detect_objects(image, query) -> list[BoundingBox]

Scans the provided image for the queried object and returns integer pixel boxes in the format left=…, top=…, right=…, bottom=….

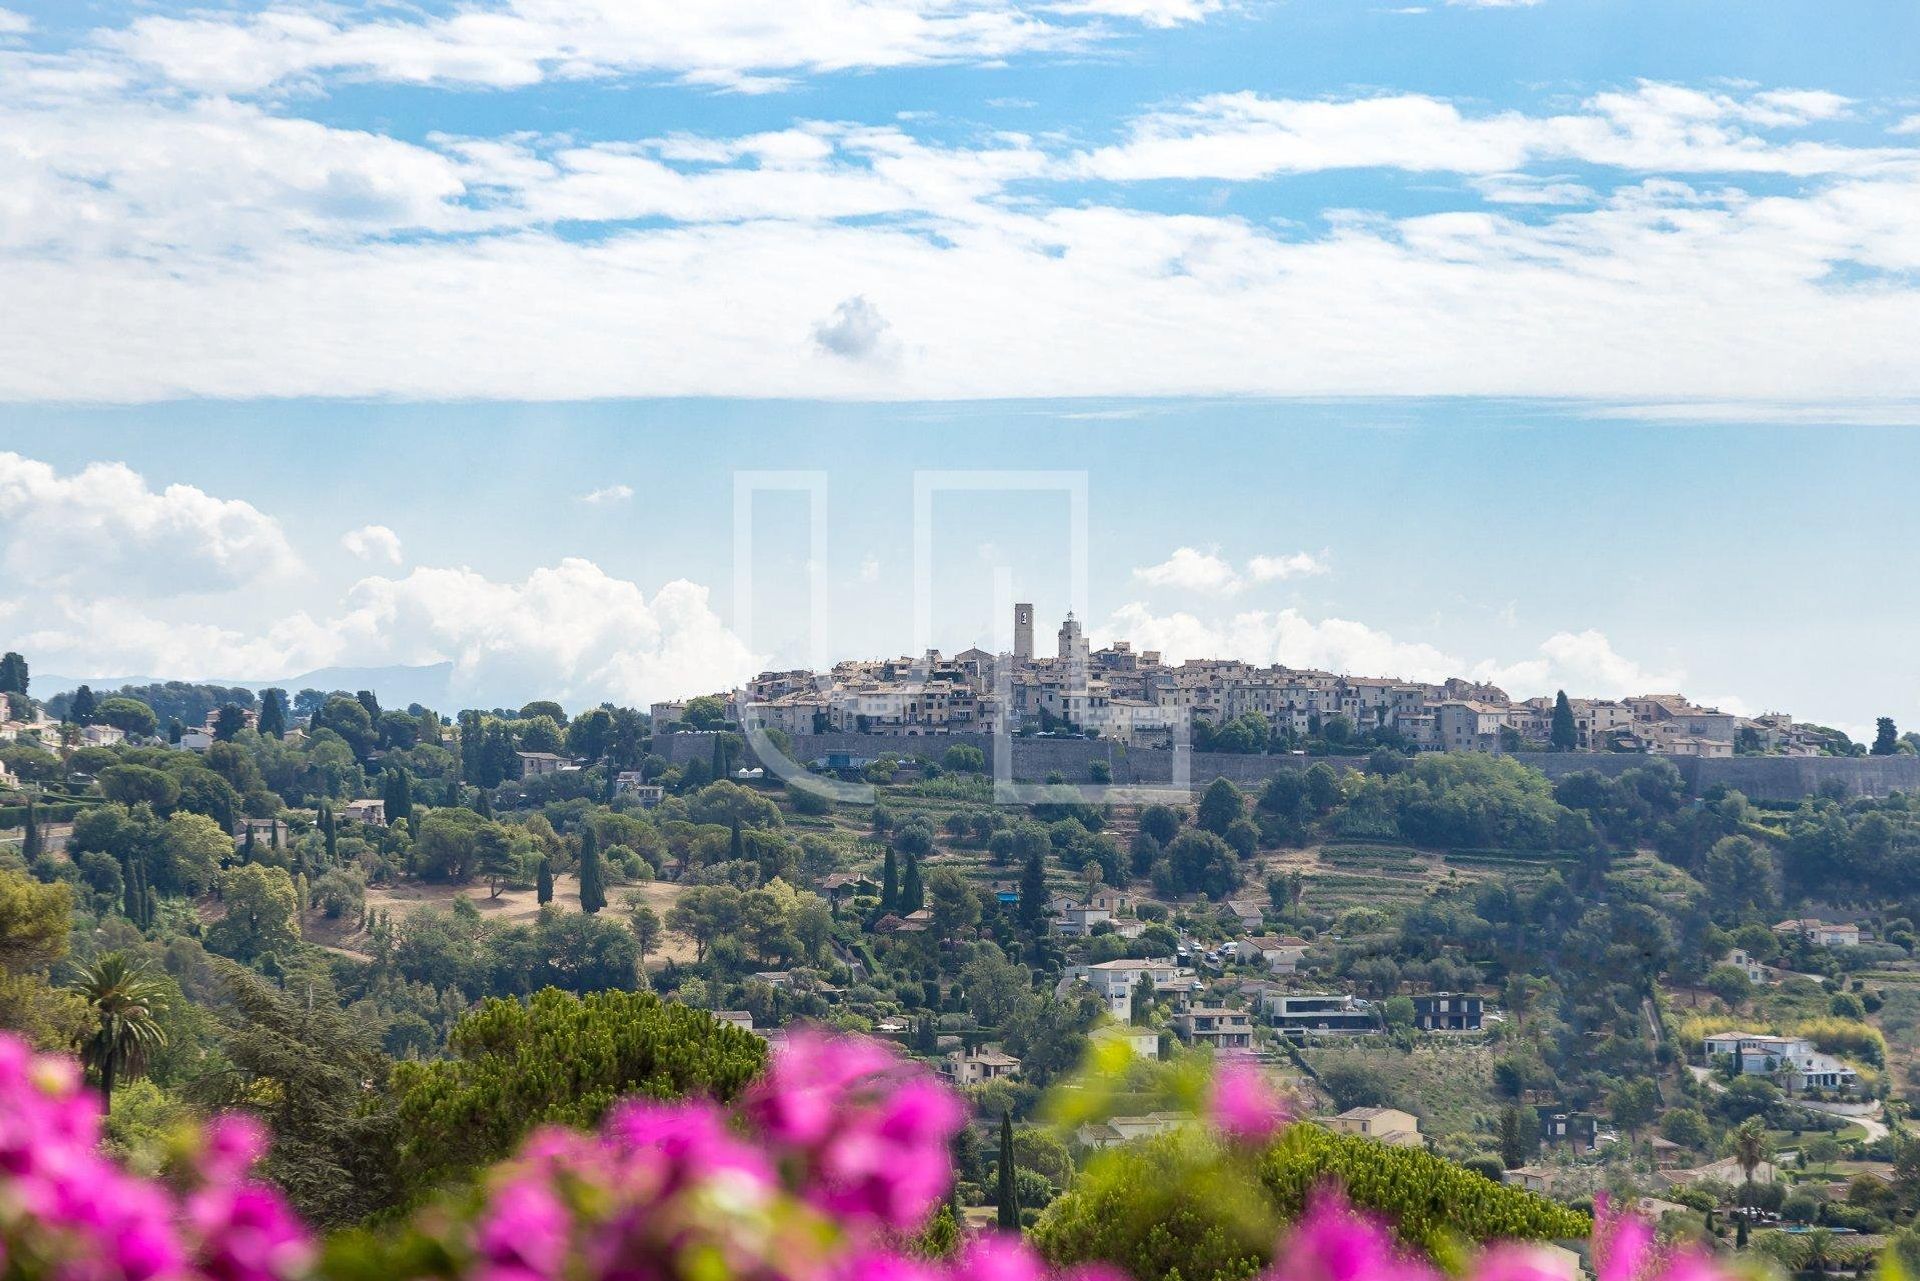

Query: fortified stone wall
left=654, top=730, right=1920, bottom=801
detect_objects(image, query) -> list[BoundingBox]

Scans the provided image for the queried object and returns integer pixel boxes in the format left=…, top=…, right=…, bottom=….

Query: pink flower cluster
left=0, top=1026, right=1741, bottom=1281
left=0, top=1034, right=311, bottom=1281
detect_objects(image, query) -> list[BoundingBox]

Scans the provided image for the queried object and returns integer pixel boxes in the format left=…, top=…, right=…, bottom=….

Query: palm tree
left=72, top=953, right=169, bottom=1111
left=1801, top=1226, right=1835, bottom=1277
left=1728, top=1117, right=1772, bottom=1247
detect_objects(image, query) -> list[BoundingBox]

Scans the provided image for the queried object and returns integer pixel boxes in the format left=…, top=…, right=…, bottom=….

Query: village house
left=1701, top=1031, right=1860, bottom=1092
left=940, top=1045, right=1022, bottom=1087
left=1410, top=992, right=1483, bottom=1032
left=1059, top=959, right=1197, bottom=1019
left=1075, top=1112, right=1185, bottom=1150
left=1090, top=1022, right=1161, bottom=1061
left=614, top=772, right=666, bottom=807
left=1324, top=1107, right=1422, bottom=1148
left=1264, top=992, right=1377, bottom=1038
left=516, top=750, right=573, bottom=777
left=1772, top=918, right=1862, bottom=948
left=339, top=798, right=387, bottom=826
left=1170, top=1006, right=1254, bottom=1049
left=1230, top=935, right=1310, bottom=974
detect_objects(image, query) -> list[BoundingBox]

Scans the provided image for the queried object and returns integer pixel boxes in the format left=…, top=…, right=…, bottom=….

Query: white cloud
left=579, top=484, right=634, bottom=504
left=1247, top=551, right=1330, bottom=581
left=333, top=559, right=759, bottom=704
left=1471, top=628, right=1685, bottom=699
left=859, top=554, right=882, bottom=583
left=340, top=523, right=403, bottom=565
left=1133, top=546, right=1242, bottom=594
left=1074, top=83, right=1908, bottom=182
left=1444, top=0, right=1539, bottom=7
left=106, top=0, right=1191, bottom=96
left=1104, top=601, right=1460, bottom=679
left=813, top=295, right=896, bottom=363
left=10, top=556, right=759, bottom=707
left=0, top=451, right=298, bottom=594
left=0, top=10, right=31, bottom=35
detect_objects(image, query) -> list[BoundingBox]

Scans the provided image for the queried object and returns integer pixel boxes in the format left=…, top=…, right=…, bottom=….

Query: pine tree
left=578, top=826, right=606, bottom=915
left=1550, top=690, right=1577, bottom=752
left=537, top=857, right=554, bottom=906
left=900, top=852, right=924, bottom=914
left=996, top=1110, right=1021, bottom=1231
left=881, top=847, right=900, bottom=912
left=1018, top=849, right=1047, bottom=933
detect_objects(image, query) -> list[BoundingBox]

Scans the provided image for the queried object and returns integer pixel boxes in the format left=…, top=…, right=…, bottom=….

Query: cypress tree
left=1018, top=849, right=1047, bottom=932
left=477, top=788, right=493, bottom=820
left=711, top=736, right=726, bottom=781
left=242, top=825, right=256, bottom=864
left=446, top=780, right=463, bottom=808
left=122, top=859, right=141, bottom=923
left=729, top=818, right=744, bottom=863
left=578, top=826, right=606, bottom=915
left=1550, top=690, right=1577, bottom=752
left=22, top=798, right=40, bottom=864
left=320, top=802, right=336, bottom=860
left=258, top=688, right=287, bottom=739
left=996, top=1110, right=1020, bottom=1230
left=900, top=852, right=924, bottom=914
left=537, top=857, right=554, bottom=905
left=881, top=847, right=899, bottom=912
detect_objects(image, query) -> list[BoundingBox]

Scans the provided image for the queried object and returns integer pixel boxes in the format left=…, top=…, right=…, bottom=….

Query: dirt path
left=309, top=875, right=697, bottom=970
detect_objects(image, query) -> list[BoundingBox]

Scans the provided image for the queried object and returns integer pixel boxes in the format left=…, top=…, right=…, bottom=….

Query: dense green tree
left=900, top=850, right=924, bottom=914
left=213, top=704, right=249, bottom=742
left=1195, top=778, right=1244, bottom=835
left=204, top=864, right=301, bottom=962
left=382, top=767, right=414, bottom=827
left=1497, top=1104, right=1537, bottom=1169
left=1874, top=717, right=1900, bottom=756
left=1165, top=830, right=1241, bottom=899
left=94, top=697, right=159, bottom=738
left=536, top=856, right=554, bottom=905
left=390, top=988, right=764, bottom=1196
left=194, top=964, right=397, bottom=1227
left=0, top=870, right=85, bottom=1047
left=578, top=824, right=607, bottom=915
left=71, top=954, right=169, bottom=1110
left=881, top=846, right=900, bottom=912
left=1550, top=690, right=1577, bottom=752
left=1019, top=848, right=1048, bottom=932
left=69, top=684, right=98, bottom=724
left=997, top=1110, right=1021, bottom=1230
left=98, top=764, right=180, bottom=812
left=0, top=650, right=26, bottom=694
left=258, top=687, right=289, bottom=739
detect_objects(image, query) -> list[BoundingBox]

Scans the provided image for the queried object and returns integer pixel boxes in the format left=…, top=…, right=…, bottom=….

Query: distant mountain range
left=35, top=663, right=456, bottom=711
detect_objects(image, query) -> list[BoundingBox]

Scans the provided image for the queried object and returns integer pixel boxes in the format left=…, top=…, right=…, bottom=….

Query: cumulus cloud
left=1073, top=82, right=1904, bottom=182
left=332, top=559, right=760, bottom=705
left=579, top=484, right=634, bottom=504
left=1103, top=604, right=1694, bottom=706
left=1132, top=547, right=1241, bottom=594
left=104, top=0, right=1193, bottom=96
left=0, top=9, right=30, bottom=35
left=1472, top=629, right=1685, bottom=699
left=10, top=555, right=759, bottom=707
left=0, top=451, right=298, bottom=594
left=1247, top=551, right=1330, bottom=581
left=341, top=524, right=404, bottom=565
left=1104, top=602, right=1460, bottom=680
left=813, top=295, right=894, bottom=362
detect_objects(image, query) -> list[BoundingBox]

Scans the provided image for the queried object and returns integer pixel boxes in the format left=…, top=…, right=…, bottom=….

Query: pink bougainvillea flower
left=1263, top=1189, right=1438, bottom=1281
left=1208, top=1058, right=1290, bottom=1145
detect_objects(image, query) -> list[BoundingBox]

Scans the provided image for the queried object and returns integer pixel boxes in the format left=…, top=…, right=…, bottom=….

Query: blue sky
left=0, top=0, right=1915, bottom=733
